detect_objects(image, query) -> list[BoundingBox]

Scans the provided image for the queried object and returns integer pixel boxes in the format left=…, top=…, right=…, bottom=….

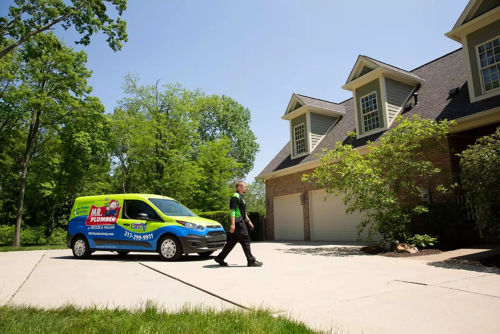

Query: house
left=258, top=0, right=500, bottom=242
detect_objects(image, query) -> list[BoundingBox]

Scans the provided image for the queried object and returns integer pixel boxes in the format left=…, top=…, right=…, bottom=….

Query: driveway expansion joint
left=139, top=262, right=251, bottom=310
left=394, top=279, right=500, bottom=299
left=8, top=250, right=47, bottom=303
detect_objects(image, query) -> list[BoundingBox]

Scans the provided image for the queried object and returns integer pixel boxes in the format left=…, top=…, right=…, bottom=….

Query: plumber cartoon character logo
left=86, top=199, right=121, bottom=225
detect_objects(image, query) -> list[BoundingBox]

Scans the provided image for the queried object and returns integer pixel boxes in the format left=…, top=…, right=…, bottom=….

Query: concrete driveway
left=1, top=242, right=499, bottom=333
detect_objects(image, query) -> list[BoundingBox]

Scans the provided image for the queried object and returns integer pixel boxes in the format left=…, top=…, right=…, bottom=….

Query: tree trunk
left=13, top=109, right=41, bottom=247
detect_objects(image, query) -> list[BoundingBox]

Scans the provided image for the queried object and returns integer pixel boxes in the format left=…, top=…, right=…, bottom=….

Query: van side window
left=124, top=200, right=162, bottom=221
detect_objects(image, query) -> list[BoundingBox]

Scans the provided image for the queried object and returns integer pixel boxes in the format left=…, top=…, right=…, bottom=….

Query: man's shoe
left=247, top=260, right=263, bottom=267
left=214, top=257, right=228, bottom=266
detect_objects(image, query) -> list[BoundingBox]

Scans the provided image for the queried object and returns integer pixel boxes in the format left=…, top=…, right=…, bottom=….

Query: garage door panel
left=274, top=194, right=304, bottom=240
left=310, top=190, right=363, bottom=241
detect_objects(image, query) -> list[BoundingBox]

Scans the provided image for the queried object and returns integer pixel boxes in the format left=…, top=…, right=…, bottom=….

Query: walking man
left=214, top=181, right=263, bottom=267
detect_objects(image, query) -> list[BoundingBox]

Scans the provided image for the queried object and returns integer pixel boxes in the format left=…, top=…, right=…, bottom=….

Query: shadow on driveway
left=427, top=249, right=500, bottom=274
left=51, top=253, right=214, bottom=263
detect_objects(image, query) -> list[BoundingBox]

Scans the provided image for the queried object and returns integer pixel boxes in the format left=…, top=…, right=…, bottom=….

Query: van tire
left=158, top=235, right=182, bottom=261
left=117, top=251, right=129, bottom=257
left=72, top=236, right=91, bottom=259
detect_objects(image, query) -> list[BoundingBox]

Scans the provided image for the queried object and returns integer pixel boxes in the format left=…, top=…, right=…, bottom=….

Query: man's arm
left=229, top=196, right=239, bottom=233
left=246, top=214, right=254, bottom=230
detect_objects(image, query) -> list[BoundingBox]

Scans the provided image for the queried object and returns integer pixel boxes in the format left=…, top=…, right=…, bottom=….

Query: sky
left=1, top=0, right=469, bottom=182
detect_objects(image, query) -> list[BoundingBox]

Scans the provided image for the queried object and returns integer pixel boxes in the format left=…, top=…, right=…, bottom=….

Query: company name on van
left=85, top=203, right=121, bottom=225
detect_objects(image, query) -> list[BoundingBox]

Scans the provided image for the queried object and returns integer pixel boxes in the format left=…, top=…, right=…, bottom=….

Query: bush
left=407, top=234, right=438, bottom=248
left=0, top=225, right=66, bottom=246
left=47, top=228, right=66, bottom=245
left=0, top=225, right=15, bottom=245
left=20, top=226, right=47, bottom=246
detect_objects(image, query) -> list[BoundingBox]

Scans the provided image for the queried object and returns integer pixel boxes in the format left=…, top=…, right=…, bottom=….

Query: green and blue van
left=66, top=194, right=226, bottom=261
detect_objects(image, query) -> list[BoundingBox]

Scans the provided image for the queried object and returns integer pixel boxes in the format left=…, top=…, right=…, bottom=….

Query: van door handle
left=123, top=223, right=130, bottom=226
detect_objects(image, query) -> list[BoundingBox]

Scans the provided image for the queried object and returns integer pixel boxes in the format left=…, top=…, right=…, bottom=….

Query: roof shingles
left=259, top=48, right=500, bottom=177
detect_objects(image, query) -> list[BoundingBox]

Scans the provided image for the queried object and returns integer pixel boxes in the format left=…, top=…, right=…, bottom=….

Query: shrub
left=407, top=234, right=438, bottom=248
left=47, top=228, right=66, bottom=245
left=0, top=225, right=15, bottom=245
left=20, top=226, right=47, bottom=246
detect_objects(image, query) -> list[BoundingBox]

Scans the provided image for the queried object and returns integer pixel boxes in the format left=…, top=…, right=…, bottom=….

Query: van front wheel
left=158, top=236, right=182, bottom=261
left=72, top=236, right=91, bottom=259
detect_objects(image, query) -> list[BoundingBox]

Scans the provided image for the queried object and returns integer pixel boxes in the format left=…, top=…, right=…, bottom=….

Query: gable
left=453, top=0, right=499, bottom=30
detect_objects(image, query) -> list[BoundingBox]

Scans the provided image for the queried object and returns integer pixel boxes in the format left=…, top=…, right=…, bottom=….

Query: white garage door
left=309, top=189, right=363, bottom=241
left=273, top=193, right=304, bottom=240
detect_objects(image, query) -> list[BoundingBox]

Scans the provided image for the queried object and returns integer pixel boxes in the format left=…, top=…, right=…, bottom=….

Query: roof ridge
left=361, top=54, right=413, bottom=74
left=410, top=47, right=463, bottom=72
left=295, top=93, right=339, bottom=104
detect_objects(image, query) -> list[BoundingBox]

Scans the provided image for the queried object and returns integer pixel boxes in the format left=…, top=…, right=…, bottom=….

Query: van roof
left=75, top=194, right=175, bottom=201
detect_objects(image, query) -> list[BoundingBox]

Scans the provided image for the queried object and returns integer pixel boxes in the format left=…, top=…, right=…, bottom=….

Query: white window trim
left=292, top=122, right=308, bottom=158
left=475, top=35, right=500, bottom=95
left=359, top=91, right=382, bottom=134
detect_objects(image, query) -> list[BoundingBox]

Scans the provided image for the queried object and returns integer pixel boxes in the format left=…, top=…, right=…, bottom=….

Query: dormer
left=446, top=0, right=500, bottom=103
left=283, top=94, right=345, bottom=159
left=342, top=56, right=423, bottom=138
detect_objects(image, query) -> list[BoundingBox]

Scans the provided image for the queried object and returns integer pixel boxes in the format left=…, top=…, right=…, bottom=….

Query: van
left=66, top=194, right=226, bottom=261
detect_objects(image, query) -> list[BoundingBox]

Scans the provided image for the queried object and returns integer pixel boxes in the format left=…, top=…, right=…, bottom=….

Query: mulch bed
left=361, top=245, right=500, bottom=268
left=360, top=245, right=441, bottom=257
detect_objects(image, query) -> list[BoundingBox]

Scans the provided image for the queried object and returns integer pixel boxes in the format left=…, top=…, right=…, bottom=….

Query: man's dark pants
left=216, top=218, right=255, bottom=263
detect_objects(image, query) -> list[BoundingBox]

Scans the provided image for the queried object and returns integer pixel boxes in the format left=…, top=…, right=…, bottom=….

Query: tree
left=459, top=126, right=500, bottom=236
left=109, top=76, right=258, bottom=211
left=0, top=0, right=127, bottom=59
left=12, top=32, right=95, bottom=246
left=194, top=95, right=259, bottom=176
left=245, top=179, right=266, bottom=214
left=303, top=115, right=452, bottom=243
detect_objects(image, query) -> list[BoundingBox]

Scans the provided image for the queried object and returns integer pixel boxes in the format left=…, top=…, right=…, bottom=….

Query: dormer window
left=478, top=37, right=500, bottom=92
left=283, top=94, right=345, bottom=159
left=360, top=92, right=380, bottom=132
left=293, top=123, right=306, bottom=155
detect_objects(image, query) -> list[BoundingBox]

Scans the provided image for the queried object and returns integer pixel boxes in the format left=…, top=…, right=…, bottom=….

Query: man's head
left=235, top=181, right=247, bottom=194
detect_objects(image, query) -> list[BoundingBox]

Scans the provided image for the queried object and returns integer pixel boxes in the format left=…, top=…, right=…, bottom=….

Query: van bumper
left=178, top=230, right=226, bottom=254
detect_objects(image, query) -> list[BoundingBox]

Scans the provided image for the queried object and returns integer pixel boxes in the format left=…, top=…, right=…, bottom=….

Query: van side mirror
left=137, top=213, right=149, bottom=220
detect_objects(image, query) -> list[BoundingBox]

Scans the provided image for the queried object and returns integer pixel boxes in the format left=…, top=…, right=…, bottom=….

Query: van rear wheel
left=158, top=236, right=182, bottom=261
left=72, top=236, right=91, bottom=259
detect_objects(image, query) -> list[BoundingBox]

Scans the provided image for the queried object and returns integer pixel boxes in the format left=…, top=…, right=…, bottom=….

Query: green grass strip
left=0, top=244, right=66, bottom=252
left=0, top=304, right=318, bottom=334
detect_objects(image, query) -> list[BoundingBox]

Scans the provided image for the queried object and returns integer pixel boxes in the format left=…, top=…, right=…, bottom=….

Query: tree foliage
left=0, top=0, right=128, bottom=59
left=303, top=116, right=452, bottom=243
left=459, top=126, right=500, bottom=236
left=109, top=75, right=256, bottom=210
left=245, top=179, right=266, bottom=214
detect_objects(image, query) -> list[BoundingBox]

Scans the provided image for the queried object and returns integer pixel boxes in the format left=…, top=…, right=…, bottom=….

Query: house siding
left=310, top=113, right=338, bottom=150
left=385, top=78, right=414, bottom=124
left=466, top=20, right=500, bottom=98
left=354, top=78, right=384, bottom=134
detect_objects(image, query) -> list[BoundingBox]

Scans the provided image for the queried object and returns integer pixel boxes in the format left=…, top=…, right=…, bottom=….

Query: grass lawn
left=0, top=244, right=66, bottom=252
left=0, top=304, right=317, bottom=333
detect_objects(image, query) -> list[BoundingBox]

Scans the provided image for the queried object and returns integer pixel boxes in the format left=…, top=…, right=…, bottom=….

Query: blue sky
left=1, top=0, right=469, bottom=182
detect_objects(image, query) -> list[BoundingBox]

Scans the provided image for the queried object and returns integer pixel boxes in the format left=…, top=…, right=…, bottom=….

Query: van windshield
left=149, top=198, right=196, bottom=217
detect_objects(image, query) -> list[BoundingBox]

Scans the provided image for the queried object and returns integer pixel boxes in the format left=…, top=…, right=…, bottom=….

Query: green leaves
left=304, top=115, right=452, bottom=242
left=109, top=76, right=258, bottom=211
left=0, top=0, right=128, bottom=59
left=459, top=126, right=500, bottom=236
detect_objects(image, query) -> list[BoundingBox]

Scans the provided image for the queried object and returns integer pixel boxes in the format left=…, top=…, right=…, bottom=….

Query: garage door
left=273, top=193, right=304, bottom=240
left=309, top=189, right=363, bottom=241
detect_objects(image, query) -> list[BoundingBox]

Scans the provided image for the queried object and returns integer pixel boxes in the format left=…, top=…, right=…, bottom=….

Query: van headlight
left=177, top=221, right=205, bottom=231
